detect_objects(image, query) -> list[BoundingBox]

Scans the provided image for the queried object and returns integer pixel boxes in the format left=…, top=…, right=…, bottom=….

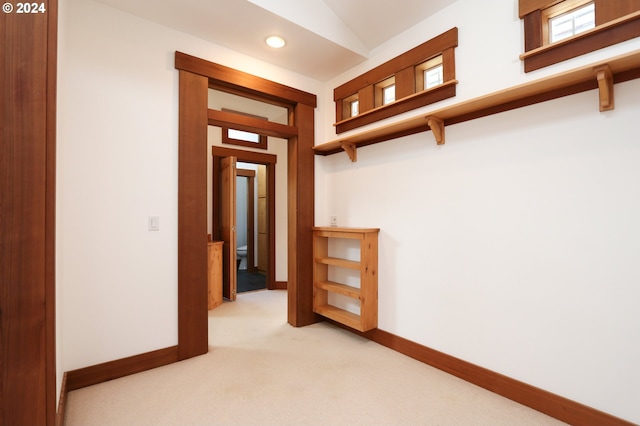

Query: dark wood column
left=177, top=70, right=209, bottom=360
left=0, top=1, right=58, bottom=424
left=287, top=103, right=318, bottom=327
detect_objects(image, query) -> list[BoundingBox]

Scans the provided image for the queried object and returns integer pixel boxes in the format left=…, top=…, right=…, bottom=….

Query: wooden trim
left=236, top=169, right=257, bottom=177
left=179, top=52, right=317, bottom=365
left=176, top=51, right=317, bottom=108
left=521, top=10, right=640, bottom=72
left=287, top=103, right=319, bottom=326
left=333, top=28, right=458, bottom=130
left=220, top=109, right=268, bottom=150
left=595, top=0, right=640, bottom=25
left=395, top=66, right=415, bottom=100
left=315, top=50, right=640, bottom=156
left=236, top=169, right=256, bottom=272
left=1, top=1, right=57, bottom=424
left=213, top=109, right=298, bottom=140
left=519, top=0, right=563, bottom=18
left=273, top=281, right=288, bottom=290
left=336, top=80, right=457, bottom=133
left=65, top=347, right=179, bottom=391
left=55, top=373, right=67, bottom=426
left=266, top=159, right=277, bottom=290
left=178, top=70, right=210, bottom=360
left=523, top=10, right=543, bottom=52
left=328, top=321, right=635, bottom=426
left=46, top=1, right=58, bottom=424
left=334, top=28, right=458, bottom=100
left=212, top=146, right=278, bottom=164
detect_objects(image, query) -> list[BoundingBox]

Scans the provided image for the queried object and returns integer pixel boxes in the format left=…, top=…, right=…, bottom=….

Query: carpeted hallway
left=64, top=290, right=566, bottom=425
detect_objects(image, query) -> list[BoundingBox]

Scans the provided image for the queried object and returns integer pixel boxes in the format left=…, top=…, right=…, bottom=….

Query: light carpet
left=64, top=290, right=566, bottom=425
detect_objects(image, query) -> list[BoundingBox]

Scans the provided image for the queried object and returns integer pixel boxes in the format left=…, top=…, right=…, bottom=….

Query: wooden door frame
left=236, top=168, right=256, bottom=274
left=1, top=0, right=58, bottom=424
left=219, top=156, right=237, bottom=300
left=212, top=147, right=276, bottom=290
left=175, top=51, right=318, bottom=360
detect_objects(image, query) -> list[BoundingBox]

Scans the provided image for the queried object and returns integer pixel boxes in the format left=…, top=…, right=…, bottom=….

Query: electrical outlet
left=330, top=216, right=337, bottom=227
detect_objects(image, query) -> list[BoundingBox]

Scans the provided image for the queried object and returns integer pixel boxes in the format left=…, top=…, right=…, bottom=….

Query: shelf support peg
left=594, top=65, right=614, bottom=112
left=341, top=142, right=357, bottom=162
left=426, top=116, right=445, bottom=145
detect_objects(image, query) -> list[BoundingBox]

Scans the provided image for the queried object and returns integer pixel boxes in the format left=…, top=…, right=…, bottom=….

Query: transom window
left=221, top=109, right=268, bottom=150
left=228, top=129, right=261, bottom=144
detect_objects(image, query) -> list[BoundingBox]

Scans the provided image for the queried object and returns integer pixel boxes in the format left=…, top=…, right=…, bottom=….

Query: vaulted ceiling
left=91, top=0, right=458, bottom=80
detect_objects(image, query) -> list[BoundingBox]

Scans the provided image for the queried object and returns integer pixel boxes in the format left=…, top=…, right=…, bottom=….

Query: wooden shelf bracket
left=594, top=65, right=614, bottom=112
left=341, top=142, right=357, bottom=162
left=427, top=116, right=445, bottom=145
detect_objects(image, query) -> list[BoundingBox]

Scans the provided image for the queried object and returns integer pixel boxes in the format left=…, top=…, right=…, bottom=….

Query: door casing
left=219, top=156, right=237, bottom=300
left=212, top=147, right=277, bottom=291
left=176, top=51, right=318, bottom=361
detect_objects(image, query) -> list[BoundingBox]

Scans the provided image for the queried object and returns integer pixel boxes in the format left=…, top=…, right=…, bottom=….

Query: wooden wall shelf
left=314, top=49, right=640, bottom=161
left=313, top=227, right=379, bottom=332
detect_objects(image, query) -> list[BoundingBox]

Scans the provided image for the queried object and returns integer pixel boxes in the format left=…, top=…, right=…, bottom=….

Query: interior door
left=221, top=156, right=237, bottom=301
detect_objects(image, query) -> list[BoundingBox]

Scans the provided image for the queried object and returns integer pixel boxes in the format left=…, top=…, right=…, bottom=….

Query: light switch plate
left=148, top=216, right=160, bottom=231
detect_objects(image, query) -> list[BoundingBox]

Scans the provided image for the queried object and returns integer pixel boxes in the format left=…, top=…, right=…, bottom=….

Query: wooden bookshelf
left=313, top=227, right=379, bottom=332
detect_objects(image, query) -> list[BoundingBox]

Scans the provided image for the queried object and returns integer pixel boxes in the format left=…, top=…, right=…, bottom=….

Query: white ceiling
left=91, top=0, right=458, bottom=81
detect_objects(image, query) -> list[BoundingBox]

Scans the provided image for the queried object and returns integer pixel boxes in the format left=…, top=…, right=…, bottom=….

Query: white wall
left=56, top=0, right=322, bottom=391
left=316, top=0, right=640, bottom=422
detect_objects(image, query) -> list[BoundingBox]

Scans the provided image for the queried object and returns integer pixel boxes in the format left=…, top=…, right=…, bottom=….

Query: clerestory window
left=546, top=1, right=595, bottom=43
left=520, top=0, right=640, bottom=72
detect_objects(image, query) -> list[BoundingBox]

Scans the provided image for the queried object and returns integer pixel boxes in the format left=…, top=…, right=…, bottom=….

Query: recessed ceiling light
left=266, top=36, right=286, bottom=49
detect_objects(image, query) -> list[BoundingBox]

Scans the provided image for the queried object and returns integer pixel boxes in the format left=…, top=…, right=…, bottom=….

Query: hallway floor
left=64, top=290, right=567, bottom=425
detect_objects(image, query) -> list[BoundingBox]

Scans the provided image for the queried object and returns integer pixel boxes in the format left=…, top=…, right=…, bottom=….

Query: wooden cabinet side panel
left=313, top=235, right=329, bottom=310
left=360, top=232, right=379, bottom=331
left=208, top=242, right=223, bottom=309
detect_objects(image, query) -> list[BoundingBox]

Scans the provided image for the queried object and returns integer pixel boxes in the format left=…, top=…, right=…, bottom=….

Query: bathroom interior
left=236, top=162, right=267, bottom=293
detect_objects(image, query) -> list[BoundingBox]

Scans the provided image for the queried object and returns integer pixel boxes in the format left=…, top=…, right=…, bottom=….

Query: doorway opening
left=211, top=146, right=280, bottom=302
left=207, top=87, right=286, bottom=302
left=176, top=52, right=317, bottom=361
left=236, top=165, right=266, bottom=293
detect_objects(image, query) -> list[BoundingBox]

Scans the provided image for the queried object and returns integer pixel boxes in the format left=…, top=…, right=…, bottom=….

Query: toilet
left=236, top=245, right=247, bottom=270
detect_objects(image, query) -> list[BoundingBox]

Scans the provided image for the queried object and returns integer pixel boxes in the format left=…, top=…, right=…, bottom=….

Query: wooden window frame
left=375, top=76, right=396, bottom=107
left=342, top=93, right=359, bottom=119
left=221, top=109, right=268, bottom=150
left=543, top=0, right=594, bottom=44
left=416, top=55, right=444, bottom=91
left=334, top=27, right=458, bottom=134
left=520, top=0, right=640, bottom=72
